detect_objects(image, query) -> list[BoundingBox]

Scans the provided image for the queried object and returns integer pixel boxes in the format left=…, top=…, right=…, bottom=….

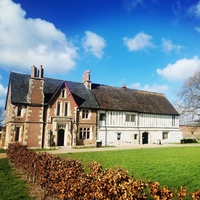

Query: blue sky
left=1, top=0, right=200, bottom=107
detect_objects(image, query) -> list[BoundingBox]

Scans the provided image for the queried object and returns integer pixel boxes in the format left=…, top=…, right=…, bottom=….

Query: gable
left=44, top=78, right=99, bottom=109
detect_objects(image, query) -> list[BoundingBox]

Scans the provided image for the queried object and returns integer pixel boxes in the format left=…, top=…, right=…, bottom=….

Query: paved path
left=45, top=143, right=200, bottom=154
left=0, top=152, right=7, bottom=159
left=1, top=143, right=200, bottom=158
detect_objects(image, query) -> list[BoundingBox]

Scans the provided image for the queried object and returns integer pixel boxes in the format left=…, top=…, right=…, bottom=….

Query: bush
left=183, top=138, right=198, bottom=143
left=6, top=143, right=200, bottom=200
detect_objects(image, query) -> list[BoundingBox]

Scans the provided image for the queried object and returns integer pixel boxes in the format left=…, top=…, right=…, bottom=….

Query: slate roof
left=8, top=71, right=179, bottom=115
left=9, top=72, right=99, bottom=109
left=92, top=84, right=179, bottom=115
left=9, top=72, right=30, bottom=104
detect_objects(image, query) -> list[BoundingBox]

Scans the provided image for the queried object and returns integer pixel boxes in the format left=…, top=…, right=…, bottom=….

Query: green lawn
left=0, top=158, right=34, bottom=200
left=0, top=148, right=6, bottom=153
left=57, top=146, right=200, bottom=193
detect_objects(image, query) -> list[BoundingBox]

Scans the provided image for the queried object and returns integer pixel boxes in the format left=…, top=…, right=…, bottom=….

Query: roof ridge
left=92, top=83, right=165, bottom=96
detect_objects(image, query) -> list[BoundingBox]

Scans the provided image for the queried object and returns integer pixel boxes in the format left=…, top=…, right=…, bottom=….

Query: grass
left=57, top=146, right=200, bottom=192
left=0, top=148, right=6, bottom=153
left=0, top=158, right=34, bottom=200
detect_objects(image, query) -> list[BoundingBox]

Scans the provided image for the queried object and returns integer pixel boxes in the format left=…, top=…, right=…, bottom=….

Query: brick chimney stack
left=82, top=70, right=91, bottom=89
left=31, top=65, right=44, bottom=79
left=26, top=65, right=45, bottom=147
left=28, top=66, right=44, bottom=104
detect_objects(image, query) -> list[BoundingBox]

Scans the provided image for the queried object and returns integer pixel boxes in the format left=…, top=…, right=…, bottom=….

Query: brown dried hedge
left=6, top=143, right=200, bottom=200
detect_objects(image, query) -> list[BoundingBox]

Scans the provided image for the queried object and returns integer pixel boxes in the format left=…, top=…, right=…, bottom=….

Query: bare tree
left=0, top=107, right=4, bottom=126
left=177, top=69, right=200, bottom=125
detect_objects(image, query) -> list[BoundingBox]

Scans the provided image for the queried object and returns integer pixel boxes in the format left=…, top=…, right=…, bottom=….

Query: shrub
left=6, top=143, right=200, bottom=200
left=183, top=138, right=198, bottom=143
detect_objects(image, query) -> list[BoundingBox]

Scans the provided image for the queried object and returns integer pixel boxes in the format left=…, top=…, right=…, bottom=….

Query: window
left=172, top=116, right=175, bottom=126
left=79, top=127, right=90, bottom=139
left=100, top=113, right=105, bottom=121
left=125, top=114, right=135, bottom=122
left=15, top=127, right=20, bottom=142
left=117, top=132, right=121, bottom=140
left=134, top=134, right=138, bottom=140
left=162, top=132, right=168, bottom=140
left=61, top=89, right=65, bottom=98
left=57, top=102, right=61, bottom=116
left=82, top=109, right=89, bottom=119
left=17, top=105, right=22, bottom=117
left=64, top=102, right=68, bottom=116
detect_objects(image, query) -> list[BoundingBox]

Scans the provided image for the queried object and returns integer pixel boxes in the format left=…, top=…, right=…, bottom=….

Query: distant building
left=180, top=124, right=200, bottom=139
left=1, top=66, right=182, bottom=148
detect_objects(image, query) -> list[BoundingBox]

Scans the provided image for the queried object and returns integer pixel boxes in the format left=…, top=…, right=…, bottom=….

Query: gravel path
left=1, top=143, right=200, bottom=159
left=0, top=153, right=6, bottom=159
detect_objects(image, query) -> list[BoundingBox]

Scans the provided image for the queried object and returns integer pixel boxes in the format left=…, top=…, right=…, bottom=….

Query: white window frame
left=56, top=101, right=61, bottom=116
left=117, top=132, right=121, bottom=140
left=125, top=114, right=136, bottom=122
left=79, top=127, right=90, bottom=139
left=162, top=132, right=168, bottom=140
left=82, top=109, right=89, bottom=119
left=64, top=102, right=69, bottom=116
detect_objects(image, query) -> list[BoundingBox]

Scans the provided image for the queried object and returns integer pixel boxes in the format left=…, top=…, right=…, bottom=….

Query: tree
left=177, top=69, right=200, bottom=125
left=0, top=107, right=4, bottom=126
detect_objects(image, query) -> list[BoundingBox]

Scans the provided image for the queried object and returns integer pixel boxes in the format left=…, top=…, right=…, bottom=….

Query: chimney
left=38, top=65, right=44, bottom=78
left=82, top=70, right=91, bottom=89
left=28, top=65, right=44, bottom=105
left=122, top=84, right=127, bottom=89
left=31, top=65, right=37, bottom=78
left=30, top=65, right=44, bottom=79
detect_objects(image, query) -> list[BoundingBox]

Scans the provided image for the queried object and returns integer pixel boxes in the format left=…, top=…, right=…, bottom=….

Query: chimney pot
left=31, top=65, right=37, bottom=78
left=38, top=65, right=44, bottom=78
left=122, top=84, right=127, bottom=88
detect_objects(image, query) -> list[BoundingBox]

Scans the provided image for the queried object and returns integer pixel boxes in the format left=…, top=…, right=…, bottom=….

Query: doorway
left=142, top=132, right=148, bottom=144
left=57, top=129, right=65, bottom=146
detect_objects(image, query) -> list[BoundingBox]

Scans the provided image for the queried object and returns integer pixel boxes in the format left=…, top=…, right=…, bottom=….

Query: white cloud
left=0, top=0, right=78, bottom=74
left=129, top=82, right=168, bottom=93
left=123, top=32, right=154, bottom=51
left=0, top=83, right=8, bottom=107
left=162, top=38, right=183, bottom=53
left=123, top=0, right=144, bottom=12
left=82, top=31, right=106, bottom=59
left=195, top=26, right=200, bottom=33
left=0, top=84, right=7, bottom=98
left=157, top=56, right=200, bottom=81
left=188, top=1, right=200, bottom=18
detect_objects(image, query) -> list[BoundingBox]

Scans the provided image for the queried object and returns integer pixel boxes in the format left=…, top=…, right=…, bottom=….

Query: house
left=1, top=66, right=182, bottom=148
left=180, top=124, right=200, bottom=139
